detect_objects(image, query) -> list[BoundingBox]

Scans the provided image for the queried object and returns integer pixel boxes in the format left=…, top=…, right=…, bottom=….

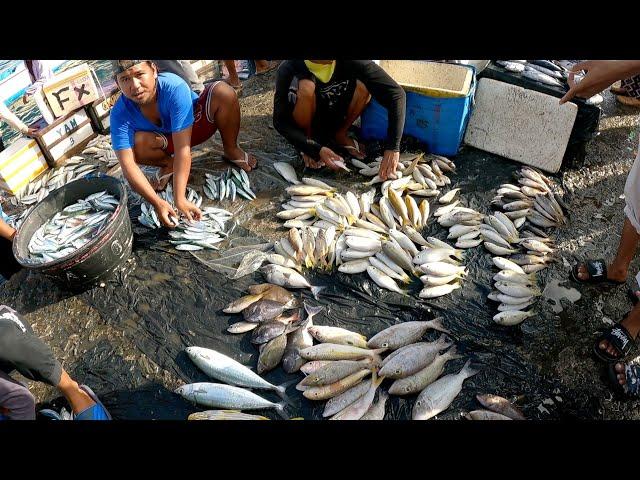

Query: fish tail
left=373, top=371, right=385, bottom=387
left=304, top=302, right=324, bottom=319
left=428, top=317, right=450, bottom=334
left=275, top=401, right=290, bottom=420
left=437, top=332, right=454, bottom=349
left=310, top=286, right=325, bottom=300
left=460, top=359, right=480, bottom=379
left=445, top=345, right=463, bottom=360
left=276, top=378, right=299, bottom=407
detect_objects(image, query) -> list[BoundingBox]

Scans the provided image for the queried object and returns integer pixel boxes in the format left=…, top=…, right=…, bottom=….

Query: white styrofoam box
left=0, top=138, right=48, bottom=195
left=32, top=109, right=96, bottom=166
left=463, top=78, right=578, bottom=173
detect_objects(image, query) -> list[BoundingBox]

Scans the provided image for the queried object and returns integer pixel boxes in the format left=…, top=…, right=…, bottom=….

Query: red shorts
left=159, top=81, right=220, bottom=154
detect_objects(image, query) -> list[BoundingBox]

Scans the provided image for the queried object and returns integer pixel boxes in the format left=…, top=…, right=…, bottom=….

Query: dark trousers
left=0, top=238, right=21, bottom=280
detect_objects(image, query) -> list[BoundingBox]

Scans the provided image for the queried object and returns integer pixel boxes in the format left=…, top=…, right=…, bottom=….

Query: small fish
left=176, top=383, right=288, bottom=418
left=223, top=293, right=265, bottom=314
left=323, top=380, right=370, bottom=418
left=282, top=303, right=322, bottom=373
left=476, top=393, right=526, bottom=420
left=308, top=325, right=368, bottom=348
left=360, top=390, right=389, bottom=420
left=412, top=360, right=480, bottom=420
left=273, top=162, right=301, bottom=184
left=493, top=310, right=535, bottom=326
left=389, top=346, right=462, bottom=396
left=367, top=318, right=448, bottom=350
left=188, top=410, right=270, bottom=421
left=257, top=333, right=288, bottom=374
left=465, top=410, right=512, bottom=420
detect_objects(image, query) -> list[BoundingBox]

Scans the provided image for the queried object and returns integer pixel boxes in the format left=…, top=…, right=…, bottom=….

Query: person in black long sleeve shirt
left=273, top=60, right=406, bottom=180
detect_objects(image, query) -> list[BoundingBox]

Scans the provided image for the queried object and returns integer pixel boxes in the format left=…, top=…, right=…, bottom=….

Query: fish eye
left=395, top=369, right=402, bottom=375
left=416, top=401, right=422, bottom=406
left=382, top=342, right=389, bottom=348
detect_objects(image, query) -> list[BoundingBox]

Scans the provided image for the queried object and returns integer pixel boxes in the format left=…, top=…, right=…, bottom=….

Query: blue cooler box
left=361, top=70, right=476, bottom=156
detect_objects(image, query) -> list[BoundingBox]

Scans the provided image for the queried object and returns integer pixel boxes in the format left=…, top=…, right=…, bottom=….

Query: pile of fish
left=297, top=318, right=480, bottom=420
left=436, top=191, right=486, bottom=250
left=137, top=184, right=203, bottom=229
left=176, top=346, right=293, bottom=419
left=464, top=393, right=526, bottom=420
left=81, top=135, right=119, bottom=169
left=223, top=283, right=321, bottom=374
left=26, top=191, right=118, bottom=264
left=203, top=168, right=255, bottom=202
left=493, top=60, right=603, bottom=105
left=484, top=167, right=567, bottom=325
left=414, top=239, right=468, bottom=298
left=12, top=158, right=102, bottom=208
left=271, top=155, right=469, bottom=298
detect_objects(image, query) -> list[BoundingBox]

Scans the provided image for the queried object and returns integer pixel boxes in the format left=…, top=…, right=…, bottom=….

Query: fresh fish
left=303, top=369, right=371, bottom=401
left=308, top=325, right=368, bottom=348
left=175, top=383, right=288, bottom=418
left=188, top=410, right=270, bottom=421
left=273, top=162, right=301, bottom=184
left=493, top=257, right=526, bottom=275
left=185, top=346, right=291, bottom=400
left=412, top=360, right=480, bottom=420
left=300, top=344, right=386, bottom=361
left=389, top=346, right=462, bottom=396
left=227, top=321, right=259, bottom=334
left=323, top=380, right=371, bottom=417
left=360, top=390, right=389, bottom=420
left=251, top=319, right=300, bottom=344
left=413, top=248, right=462, bottom=265
left=493, top=310, right=535, bottom=326
left=257, top=333, right=288, bottom=374
left=367, top=318, right=448, bottom=349
left=419, top=262, right=466, bottom=277
left=282, top=303, right=321, bottom=373
left=300, top=359, right=375, bottom=387
left=439, top=188, right=460, bottom=204
left=331, top=373, right=384, bottom=420
left=301, top=177, right=336, bottom=191
left=261, top=265, right=317, bottom=292
left=419, top=283, right=461, bottom=298
left=242, top=299, right=288, bottom=323
left=366, top=265, right=404, bottom=294
left=380, top=335, right=452, bottom=379
left=465, top=410, right=512, bottom=420
left=223, top=293, right=265, bottom=313
left=476, top=393, right=526, bottom=420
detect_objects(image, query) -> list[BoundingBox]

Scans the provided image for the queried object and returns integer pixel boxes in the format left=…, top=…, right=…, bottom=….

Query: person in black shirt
left=273, top=60, right=406, bottom=180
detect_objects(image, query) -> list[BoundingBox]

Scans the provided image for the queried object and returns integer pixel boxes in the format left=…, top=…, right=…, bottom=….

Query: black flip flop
left=571, top=259, right=625, bottom=285
left=608, top=362, right=640, bottom=397
left=593, top=323, right=636, bottom=363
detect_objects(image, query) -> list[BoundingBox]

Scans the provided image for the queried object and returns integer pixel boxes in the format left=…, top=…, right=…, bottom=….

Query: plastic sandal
left=593, top=323, right=636, bottom=363
left=608, top=362, right=640, bottom=397
left=571, top=259, right=624, bottom=285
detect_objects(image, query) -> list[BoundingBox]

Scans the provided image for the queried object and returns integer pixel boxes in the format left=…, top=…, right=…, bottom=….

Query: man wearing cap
left=110, top=60, right=257, bottom=226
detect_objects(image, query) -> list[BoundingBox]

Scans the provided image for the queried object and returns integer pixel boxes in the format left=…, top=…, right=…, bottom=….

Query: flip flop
left=593, top=323, right=636, bottom=363
left=222, top=151, right=257, bottom=171
left=610, top=85, right=630, bottom=96
left=608, top=362, right=640, bottom=397
left=571, top=259, right=625, bottom=285
left=74, top=385, right=112, bottom=420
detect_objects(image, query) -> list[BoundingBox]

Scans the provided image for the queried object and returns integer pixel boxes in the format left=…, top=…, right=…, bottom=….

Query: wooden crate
left=463, top=78, right=578, bottom=173
left=29, top=109, right=96, bottom=167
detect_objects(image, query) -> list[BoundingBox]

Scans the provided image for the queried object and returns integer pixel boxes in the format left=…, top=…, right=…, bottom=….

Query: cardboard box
left=0, top=138, right=48, bottom=195
left=29, top=109, right=96, bottom=167
left=463, top=78, right=578, bottom=173
left=42, top=63, right=100, bottom=118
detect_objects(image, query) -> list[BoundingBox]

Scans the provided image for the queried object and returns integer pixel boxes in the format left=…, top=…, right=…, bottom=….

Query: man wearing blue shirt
left=110, top=60, right=257, bottom=227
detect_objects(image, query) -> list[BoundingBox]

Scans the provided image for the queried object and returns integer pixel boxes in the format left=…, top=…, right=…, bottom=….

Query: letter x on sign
left=74, top=83, right=90, bottom=101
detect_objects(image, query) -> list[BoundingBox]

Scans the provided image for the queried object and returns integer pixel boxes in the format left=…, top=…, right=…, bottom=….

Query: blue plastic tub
left=361, top=66, right=476, bottom=156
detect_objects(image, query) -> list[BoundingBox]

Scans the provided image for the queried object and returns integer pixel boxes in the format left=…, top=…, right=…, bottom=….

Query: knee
left=296, top=79, right=316, bottom=102
left=212, top=81, right=239, bottom=106
left=6, top=387, right=36, bottom=420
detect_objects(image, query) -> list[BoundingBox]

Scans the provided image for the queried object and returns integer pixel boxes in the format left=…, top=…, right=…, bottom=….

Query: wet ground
left=2, top=68, right=640, bottom=420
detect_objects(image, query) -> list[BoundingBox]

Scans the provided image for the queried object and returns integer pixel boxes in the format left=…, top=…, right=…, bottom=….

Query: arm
left=272, top=66, right=323, bottom=159
left=0, top=102, right=29, bottom=135
left=0, top=217, right=16, bottom=242
left=24, top=60, right=55, bottom=97
left=171, top=126, right=201, bottom=221
left=352, top=60, right=406, bottom=180
left=560, top=60, right=640, bottom=104
left=116, top=148, right=178, bottom=227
